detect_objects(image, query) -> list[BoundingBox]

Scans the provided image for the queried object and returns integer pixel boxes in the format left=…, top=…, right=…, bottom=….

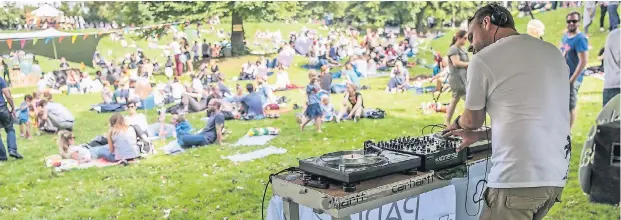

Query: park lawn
left=0, top=7, right=619, bottom=220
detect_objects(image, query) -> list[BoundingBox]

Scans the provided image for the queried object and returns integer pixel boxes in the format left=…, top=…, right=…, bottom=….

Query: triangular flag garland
left=20, top=39, right=25, bottom=49
left=33, top=38, right=38, bottom=46
left=58, top=36, right=64, bottom=43
left=71, top=35, right=77, bottom=44
left=44, top=37, right=51, bottom=44
left=82, top=34, right=88, bottom=40
left=80, top=62, right=85, bottom=70
left=6, top=39, right=12, bottom=49
left=180, top=23, right=185, bottom=31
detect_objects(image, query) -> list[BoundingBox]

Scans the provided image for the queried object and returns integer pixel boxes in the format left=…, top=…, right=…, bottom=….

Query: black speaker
left=589, top=120, right=620, bottom=205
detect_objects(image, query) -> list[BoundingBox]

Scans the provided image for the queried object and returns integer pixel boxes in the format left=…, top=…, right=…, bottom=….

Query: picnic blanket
left=233, top=134, right=278, bottom=146
left=222, top=146, right=287, bottom=162
left=45, top=155, right=119, bottom=172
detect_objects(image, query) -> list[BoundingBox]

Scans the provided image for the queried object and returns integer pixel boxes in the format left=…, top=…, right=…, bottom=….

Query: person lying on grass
left=57, top=130, right=115, bottom=163
left=180, top=84, right=209, bottom=113
left=179, top=100, right=225, bottom=148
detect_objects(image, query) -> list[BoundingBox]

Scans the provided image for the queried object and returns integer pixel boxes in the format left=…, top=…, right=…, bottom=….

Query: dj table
left=271, top=142, right=491, bottom=220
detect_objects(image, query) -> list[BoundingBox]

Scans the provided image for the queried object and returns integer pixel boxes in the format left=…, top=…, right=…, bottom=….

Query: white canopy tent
left=30, top=4, right=64, bottom=18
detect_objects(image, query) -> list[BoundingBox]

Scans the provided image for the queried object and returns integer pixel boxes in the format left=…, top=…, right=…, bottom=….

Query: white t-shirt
left=170, top=41, right=182, bottom=55
left=192, top=78, right=203, bottom=92
left=465, top=35, right=571, bottom=188
left=171, top=82, right=184, bottom=100
left=275, top=71, right=290, bottom=88
left=125, top=113, right=148, bottom=132
left=604, top=29, right=620, bottom=89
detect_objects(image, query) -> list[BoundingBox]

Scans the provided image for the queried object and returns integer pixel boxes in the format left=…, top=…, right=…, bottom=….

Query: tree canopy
left=42, top=1, right=488, bottom=29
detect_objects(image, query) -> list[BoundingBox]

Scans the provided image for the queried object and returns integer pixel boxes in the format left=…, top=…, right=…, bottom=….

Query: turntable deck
left=273, top=150, right=491, bottom=220
left=298, top=150, right=421, bottom=185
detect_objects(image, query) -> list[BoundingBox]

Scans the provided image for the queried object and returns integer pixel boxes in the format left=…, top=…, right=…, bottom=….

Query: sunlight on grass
left=0, top=8, right=618, bottom=219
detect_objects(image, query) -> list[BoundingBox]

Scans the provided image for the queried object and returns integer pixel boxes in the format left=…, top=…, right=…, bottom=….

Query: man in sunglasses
left=443, top=3, right=570, bottom=220
left=561, top=11, right=589, bottom=130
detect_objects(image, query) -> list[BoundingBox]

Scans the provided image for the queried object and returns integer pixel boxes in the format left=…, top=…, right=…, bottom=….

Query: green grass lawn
left=0, top=7, right=619, bottom=219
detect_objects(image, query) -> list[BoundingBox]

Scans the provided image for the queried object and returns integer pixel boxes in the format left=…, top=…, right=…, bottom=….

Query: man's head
left=43, top=91, right=53, bottom=101
left=127, top=101, right=138, bottom=114
left=208, top=99, right=221, bottom=112
left=566, top=11, right=581, bottom=33
left=24, top=94, right=33, bottom=102
left=246, top=83, right=254, bottom=93
left=467, top=3, right=516, bottom=53
left=38, top=99, right=47, bottom=108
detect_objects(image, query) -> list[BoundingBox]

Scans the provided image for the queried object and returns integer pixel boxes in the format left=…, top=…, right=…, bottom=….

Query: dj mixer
left=364, top=134, right=468, bottom=171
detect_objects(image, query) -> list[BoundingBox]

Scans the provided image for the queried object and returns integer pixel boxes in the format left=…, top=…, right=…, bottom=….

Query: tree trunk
left=230, top=6, right=245, bottom=57
left=414, top=4, right=429, bottom=34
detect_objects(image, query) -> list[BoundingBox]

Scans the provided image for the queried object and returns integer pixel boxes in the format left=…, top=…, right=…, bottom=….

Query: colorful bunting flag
left=58, top=36, right=64, bottom=43
left=71, top=35, right=77, bottom=44
left=82, top=34, right=88, bottom=40
left=98, top=32, right=102, bottom=37
left=80, top=62, right=85, bottom=70
left=44, top=37, right=51, bottom=44
left=20, top=39, right=25, bottom=49
left=6, top=39, right=12, bottom=49
left=180, top=23, right=185, bottom=31
left=33, top=38, right=38, bottom=46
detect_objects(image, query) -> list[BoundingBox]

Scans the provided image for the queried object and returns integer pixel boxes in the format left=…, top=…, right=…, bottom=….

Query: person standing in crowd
left=192, top=41, right=200, bottom=63
left=600, top=2, right=609, bottom=32
left=609, top=1, right=620, bottom=31
left=561, top=11, right=589, bottom=130
left=444, top=30, right=469, bottom=126
left=443, top=4, right=570, bottom=220
left=0, top=74, right=20, bottom=160
left=1, top=59, right=10, bottom=87
left=202, top=39, right=210, bottom=61
left=583, top=1, right=596, bottom=36
left=603, top=28, right=620, bottom=106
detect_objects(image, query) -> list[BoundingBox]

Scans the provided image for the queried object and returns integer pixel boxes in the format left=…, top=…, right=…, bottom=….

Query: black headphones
left=489, top=3, right=508, bottom=27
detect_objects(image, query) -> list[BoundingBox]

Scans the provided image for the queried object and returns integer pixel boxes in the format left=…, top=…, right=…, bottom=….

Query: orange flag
left=82, top=34, right=88, bottom=40
left=58, top=36, right=64, bottom=43
left=71, top=35, right=77, bottom=44
left=6, top=39, right=12, bottom=49
left=80, top=62, right=85, bottom=70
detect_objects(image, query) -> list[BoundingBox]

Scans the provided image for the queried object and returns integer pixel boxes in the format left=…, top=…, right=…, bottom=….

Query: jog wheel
left=343, top=183, right=356, bottom=192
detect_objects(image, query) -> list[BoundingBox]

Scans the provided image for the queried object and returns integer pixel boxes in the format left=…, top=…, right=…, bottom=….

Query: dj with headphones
left=442, top=3, right=572, bottom=220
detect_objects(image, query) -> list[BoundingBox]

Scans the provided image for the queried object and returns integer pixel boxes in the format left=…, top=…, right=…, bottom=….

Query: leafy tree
left=0, top=3, right=26, bottom=29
